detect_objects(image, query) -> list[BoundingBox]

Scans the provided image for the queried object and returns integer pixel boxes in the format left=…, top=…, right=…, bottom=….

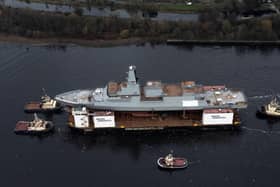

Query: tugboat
left=257, top=96, right=280, bottom=118
left=157, top=153, right=188, bottom=169
left=24, top=89, right=62, bottom=113
left=14, top=113, right=54, bottom=135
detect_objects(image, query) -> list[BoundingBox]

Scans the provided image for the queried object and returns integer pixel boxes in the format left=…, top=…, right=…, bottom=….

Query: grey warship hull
left=56, top=90, right=246, bottom=111
left=55, top=66, right=247, bottom=112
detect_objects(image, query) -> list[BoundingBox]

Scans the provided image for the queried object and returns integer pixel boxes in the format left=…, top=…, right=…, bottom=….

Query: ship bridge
left=107, top=65, right=140, bottom=97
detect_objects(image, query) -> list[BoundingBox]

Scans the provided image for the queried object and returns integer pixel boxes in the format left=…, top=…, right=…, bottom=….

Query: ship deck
left=24, top=102, right=41, bottom=110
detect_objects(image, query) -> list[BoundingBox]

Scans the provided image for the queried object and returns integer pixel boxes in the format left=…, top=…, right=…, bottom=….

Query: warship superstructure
left=55, top=66, right=247, bottom=131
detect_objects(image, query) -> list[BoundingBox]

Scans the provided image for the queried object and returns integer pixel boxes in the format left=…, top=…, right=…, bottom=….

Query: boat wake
left=188, top=160, right=201, bottom=165
left=242, top=126, right=280, bottom=135
left=248, top=94, right=273, bottom=100
left=0, top=50, right=29, bottom=73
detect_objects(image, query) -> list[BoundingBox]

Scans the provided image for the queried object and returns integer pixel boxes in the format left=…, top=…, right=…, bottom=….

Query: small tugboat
left=14, top=113, right=54, bottom=135
left=257, top=96, right=280, bottom=118
left=24, top=89, right=62, bottom=113
left=157, top=153, right=188, bottom=169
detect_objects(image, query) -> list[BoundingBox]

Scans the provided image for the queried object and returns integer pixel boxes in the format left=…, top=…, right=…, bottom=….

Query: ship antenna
left=41, top=88, right=51, bottom=102
left=34, top=113, right=39, bottom=121
left=42, top=88, right=48, bottom=96
left=270, top=89, right=278, bottom=101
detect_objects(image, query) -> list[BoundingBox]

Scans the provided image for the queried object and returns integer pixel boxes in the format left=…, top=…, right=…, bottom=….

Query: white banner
left=93, top=116, right=115, bottom=128
left=202, top=113, right=233, bottom=125
left=74, top=115, right=89, bottom=128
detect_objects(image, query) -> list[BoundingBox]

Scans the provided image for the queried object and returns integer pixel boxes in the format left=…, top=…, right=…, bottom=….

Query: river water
left=1, top=42, right=280, bottom=186
left=2, top=0, right=198, bottom=21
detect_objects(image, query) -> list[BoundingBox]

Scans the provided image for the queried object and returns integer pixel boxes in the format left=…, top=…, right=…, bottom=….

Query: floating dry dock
left=68, top=107, right=241, bottom=131
left=55, top=66, right=247, bottom=131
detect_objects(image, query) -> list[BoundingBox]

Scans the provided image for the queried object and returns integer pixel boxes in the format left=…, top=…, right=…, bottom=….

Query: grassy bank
left=0, top=34, right=146, bottom=47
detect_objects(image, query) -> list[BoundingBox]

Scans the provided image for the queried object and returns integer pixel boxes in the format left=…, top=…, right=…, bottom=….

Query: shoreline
left=166, top=39, right=280, bottom=47
left=0, top=34, right=146, bottom=47
left=1, top=34, right=280, bottom=47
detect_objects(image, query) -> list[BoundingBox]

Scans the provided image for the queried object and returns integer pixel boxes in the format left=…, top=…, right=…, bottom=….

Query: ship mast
left=127, top=65, right=137, bottom=84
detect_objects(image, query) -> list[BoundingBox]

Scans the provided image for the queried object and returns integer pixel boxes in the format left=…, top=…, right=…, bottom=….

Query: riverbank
left=2, top=33, right=280, bottom=48
left=0, top=34, right=146, bottom=47
left=166, top=39, right=280, bottom=47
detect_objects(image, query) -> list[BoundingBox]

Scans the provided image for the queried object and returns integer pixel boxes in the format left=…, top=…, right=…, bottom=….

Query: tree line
left=0, top=6, right=280, bottom=41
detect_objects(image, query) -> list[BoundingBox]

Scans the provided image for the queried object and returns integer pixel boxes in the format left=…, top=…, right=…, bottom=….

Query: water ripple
left=242, top=126, right=280, bottom=135
left=248, top=94, right=273, bottom=100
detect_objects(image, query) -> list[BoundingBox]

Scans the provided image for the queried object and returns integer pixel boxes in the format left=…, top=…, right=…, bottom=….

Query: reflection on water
left=58, top=126, right=242, bottom=160
left=2, top=0, right=198, bottom=21
left=174, top=45, right=280, bottom=56
left=233, top=46, right=280, bottom=56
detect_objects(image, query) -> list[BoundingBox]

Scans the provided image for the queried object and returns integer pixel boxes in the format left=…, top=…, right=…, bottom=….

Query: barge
left=55, top=66, right=247, bottom=131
